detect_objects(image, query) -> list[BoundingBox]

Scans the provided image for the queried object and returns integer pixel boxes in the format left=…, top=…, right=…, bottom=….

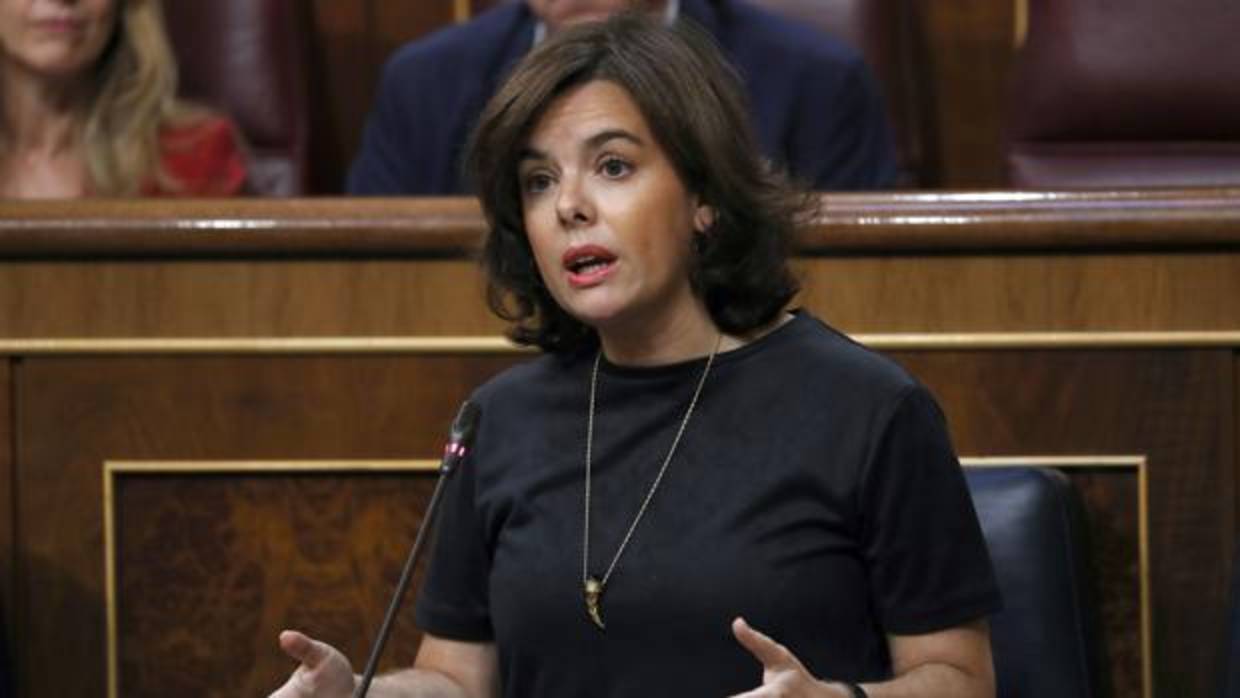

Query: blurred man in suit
left=347, top=0, right=898, bottom=194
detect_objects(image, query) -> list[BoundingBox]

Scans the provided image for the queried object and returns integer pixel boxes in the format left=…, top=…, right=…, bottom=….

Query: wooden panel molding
left=1, top=191, right=1239, bottom=257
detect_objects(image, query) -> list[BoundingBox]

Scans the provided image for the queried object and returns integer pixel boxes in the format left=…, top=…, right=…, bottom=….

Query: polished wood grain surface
left=113, top=470, right=438, bottom=697
left=918, top=1, right=1017, bottom=187
left=3, top=191, right=1239, bottom=256
left=0, top=259, right=503, bottom=338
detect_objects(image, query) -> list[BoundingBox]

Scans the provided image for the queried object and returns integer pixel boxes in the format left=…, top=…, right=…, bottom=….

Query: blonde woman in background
left=0, top=0, right=247, bottom=197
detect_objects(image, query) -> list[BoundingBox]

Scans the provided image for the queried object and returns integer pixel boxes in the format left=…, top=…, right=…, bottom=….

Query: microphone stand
left=352, top=401, right=480, bottom=698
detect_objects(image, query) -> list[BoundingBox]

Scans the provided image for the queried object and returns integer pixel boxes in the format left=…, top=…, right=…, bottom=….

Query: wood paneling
left=2, top=251, right=1236, bottom=339
left=0, top=259, right=503, bottom=338
left=16, top=355, right=516, bottom=698
left=894, top=349, right=1234, bottom=698
left=798, top=251, right=1240, bottom=334
left=1, top=192, right=1237, bottom=697
left=112, top=469, right=436, bottom=696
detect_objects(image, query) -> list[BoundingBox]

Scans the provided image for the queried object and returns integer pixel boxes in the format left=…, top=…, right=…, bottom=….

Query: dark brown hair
left=468, top=12, right=811, bottom=354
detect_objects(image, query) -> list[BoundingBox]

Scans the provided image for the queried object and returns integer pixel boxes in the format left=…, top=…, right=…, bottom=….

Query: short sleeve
left=414, top=448, right=495, bottom=641
left=858, top=386, right=1002, bottom=634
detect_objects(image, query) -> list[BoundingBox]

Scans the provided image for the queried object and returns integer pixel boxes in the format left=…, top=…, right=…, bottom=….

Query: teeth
left=570, top=255, right=610, bottom=273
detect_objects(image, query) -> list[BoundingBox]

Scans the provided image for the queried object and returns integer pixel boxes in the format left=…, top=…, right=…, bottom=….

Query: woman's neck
left=2, top=62, right=87, bottom=155
left=1, top=62, right=92, bottom=197
left=596, top=304, right=743, bottom=367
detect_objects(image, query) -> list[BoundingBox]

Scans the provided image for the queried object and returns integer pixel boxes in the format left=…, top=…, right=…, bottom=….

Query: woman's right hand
left=269, top=630, right=357, bottom=698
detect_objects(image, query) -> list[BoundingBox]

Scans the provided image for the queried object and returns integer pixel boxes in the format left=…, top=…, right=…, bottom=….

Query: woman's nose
left=555, top=176, right=594, bottom=228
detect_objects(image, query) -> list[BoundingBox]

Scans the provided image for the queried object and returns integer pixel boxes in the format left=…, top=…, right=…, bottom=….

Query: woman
left=273, top=13, right=998, bottom=698
left=0, top=0, right=246, bottom=197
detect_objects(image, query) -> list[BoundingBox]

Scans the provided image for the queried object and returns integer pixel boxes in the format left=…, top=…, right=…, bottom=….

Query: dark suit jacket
left=347, top=0, right=898, bottom=194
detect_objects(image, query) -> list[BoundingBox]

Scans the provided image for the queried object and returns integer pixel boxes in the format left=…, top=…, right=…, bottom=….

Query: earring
left=694, top=205, right=716, bottom=234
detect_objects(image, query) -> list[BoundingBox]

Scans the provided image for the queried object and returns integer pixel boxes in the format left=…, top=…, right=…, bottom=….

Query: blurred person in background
left=0, top=0, right=247, bottom=198
left=348, top=0, right=898, bottom=195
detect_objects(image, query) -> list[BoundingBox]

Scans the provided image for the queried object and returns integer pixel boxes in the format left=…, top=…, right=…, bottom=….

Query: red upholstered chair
left=748, top=0, right=935, bottom=186
left=1005, top=0, right=1240, bottom=188
left=162, top=0, right=313, bottom=196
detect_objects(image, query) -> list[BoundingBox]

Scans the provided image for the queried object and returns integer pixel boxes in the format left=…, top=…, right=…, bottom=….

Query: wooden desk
left=1, top=191, right=1236, bottom=697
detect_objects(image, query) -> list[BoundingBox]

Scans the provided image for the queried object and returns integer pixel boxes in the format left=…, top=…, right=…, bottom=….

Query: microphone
left=353, top=400, right=482, bottom=698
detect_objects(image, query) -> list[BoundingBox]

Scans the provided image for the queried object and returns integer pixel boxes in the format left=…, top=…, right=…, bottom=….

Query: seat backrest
left=1221, top=540, right=1240, bottom=698
left=746, top=0, right=933, bottom=186
left=162, top=0, right=312, bottom=196
left=964, top=467, right=1108, bottom=698
left=1004, top=0, right=1240, bottom=188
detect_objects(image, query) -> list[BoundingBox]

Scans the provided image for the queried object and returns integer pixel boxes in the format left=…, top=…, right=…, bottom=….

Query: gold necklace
left=581, top=334, right=722, bottom=630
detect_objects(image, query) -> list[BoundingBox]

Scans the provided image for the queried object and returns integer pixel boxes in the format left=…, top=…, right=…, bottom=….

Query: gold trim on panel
left=960, top=455, right=1151, bottom=698
left=0, top=336, right=525, bottom=355
left=453, top=0, right=470, bottom=23
left=6, top=331, right=1240, bottom=356
left=103, top=459, right=438, bottom=698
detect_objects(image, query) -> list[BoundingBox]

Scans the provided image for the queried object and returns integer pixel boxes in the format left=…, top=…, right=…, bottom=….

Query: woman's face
left=518, top=79, right=712, bottom=341
left=0, top=0, right=118, bottom=79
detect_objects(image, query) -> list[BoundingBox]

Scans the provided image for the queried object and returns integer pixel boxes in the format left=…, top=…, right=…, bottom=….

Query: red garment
left=146, top=116, right=248, bottom=196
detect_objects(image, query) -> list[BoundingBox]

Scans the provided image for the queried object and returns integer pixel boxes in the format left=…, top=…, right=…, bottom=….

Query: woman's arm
left=729, top=618, right=994, bottom=698
left=863, top=619, right=994, bottom=698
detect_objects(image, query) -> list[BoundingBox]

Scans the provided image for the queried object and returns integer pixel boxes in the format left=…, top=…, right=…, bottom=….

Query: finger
left=731, top=617, right=794, bottom=670
left=278, top=629, right=333, bottom=669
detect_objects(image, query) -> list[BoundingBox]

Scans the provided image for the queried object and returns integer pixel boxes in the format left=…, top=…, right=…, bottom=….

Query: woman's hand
left=728, top=617, right=851, bottom=698
left=269, top=630, right=357, bottom=698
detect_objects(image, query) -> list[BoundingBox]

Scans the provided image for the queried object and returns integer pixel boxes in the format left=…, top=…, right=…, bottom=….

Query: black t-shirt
left=416, top=312, right=1000, bottom=696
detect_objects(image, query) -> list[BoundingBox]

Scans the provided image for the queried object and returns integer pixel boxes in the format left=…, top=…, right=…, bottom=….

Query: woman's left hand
left=727, top=617, right=851, bottom=698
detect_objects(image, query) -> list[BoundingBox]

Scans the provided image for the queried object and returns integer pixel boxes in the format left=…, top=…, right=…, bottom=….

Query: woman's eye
left=600, top=158, right=630, bottom=178
left=523, top=173, right=553, bottom=194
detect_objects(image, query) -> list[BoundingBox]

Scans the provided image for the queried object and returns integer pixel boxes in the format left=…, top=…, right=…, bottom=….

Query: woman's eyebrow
left=518, top=129, right=644, bottom=165
left=584, top=128, right=644, bottom=150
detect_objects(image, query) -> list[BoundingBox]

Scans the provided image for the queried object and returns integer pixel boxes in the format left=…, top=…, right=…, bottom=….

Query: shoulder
left=759, top=312, right=922, bottom=409
left=471, top=351, right=583, bottom=405
left=381, top=3, right=530, bottom=84
left=155, top=115, right=247, bottom=196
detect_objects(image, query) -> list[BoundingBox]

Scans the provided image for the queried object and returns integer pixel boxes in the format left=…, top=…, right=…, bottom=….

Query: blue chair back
left=965, top=467, right=1109, bottom=698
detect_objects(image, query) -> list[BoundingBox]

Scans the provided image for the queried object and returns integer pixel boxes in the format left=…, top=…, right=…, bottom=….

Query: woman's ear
left=693, top=203, right=716, bottom=234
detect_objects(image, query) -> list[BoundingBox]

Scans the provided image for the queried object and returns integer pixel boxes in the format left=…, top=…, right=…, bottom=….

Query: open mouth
left=562, top=245, right=617, bottom=284
left=567, top=254, right=614, bottom=275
